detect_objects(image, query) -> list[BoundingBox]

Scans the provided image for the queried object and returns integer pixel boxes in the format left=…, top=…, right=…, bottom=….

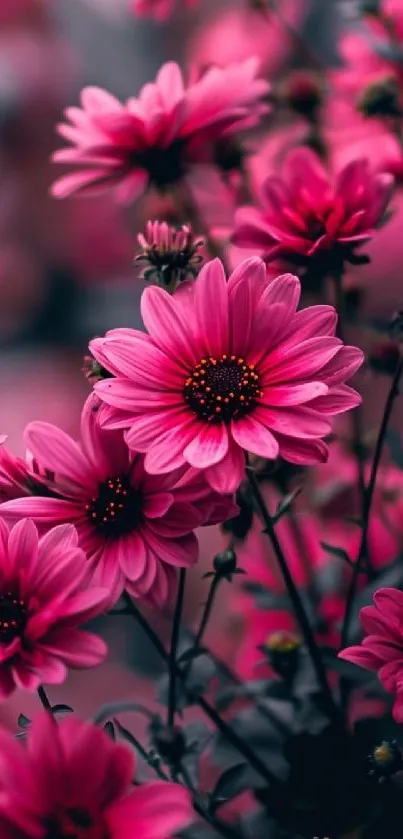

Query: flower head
left=0, top=395, right=237, bottom=605
left=90, top=257, right=364, bottom=494
left=0, top=712, right=192, bottom=839
left=51, top=60, right=269, bottom=203
left=232, top=148, right=393, bottom=278
left=0, top=518, right=108, bottom=697
left=135, top=221, right=203, bottom=290
left=339, top=587, right=403, bottom=722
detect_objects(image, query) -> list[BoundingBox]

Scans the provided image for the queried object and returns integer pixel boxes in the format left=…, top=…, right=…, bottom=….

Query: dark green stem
left=332, top=270, right=368, bottom=570
left=122, top=593, right=276, bottom=785
left=115, top=719, right=239, bottom=839
left=37, top=686, right=52, bottom=711
left=195, top=575, right=221, bottom=651
left=246, top=464, right=339, bottom=721
left=168, top=569, right=186, bottom=729
left=341, top=355, right=403, bottom=648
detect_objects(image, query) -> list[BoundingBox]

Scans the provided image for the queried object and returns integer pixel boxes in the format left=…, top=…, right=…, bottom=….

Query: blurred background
left=0, top=0, right=401, bottom=731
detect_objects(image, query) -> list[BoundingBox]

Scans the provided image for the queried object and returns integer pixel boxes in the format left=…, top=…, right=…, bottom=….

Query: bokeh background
left=0, top=0, right=401, bottom=733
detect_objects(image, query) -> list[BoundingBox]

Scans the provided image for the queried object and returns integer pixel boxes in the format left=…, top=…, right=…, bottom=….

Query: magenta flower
left=233, top=148, right=393, bottom=276
left=90, top=257, right=364, bottom=493
left=339, top=588, right=403, bottom=723
left=0, top=712, right=192, bottom=839
left=131, top=0, right=198, bottom=21
left=0, top=518, right=108, bottom=697
left=51, top=60, right=269, bottom=203
left=0, top=395, right=236, bottom=605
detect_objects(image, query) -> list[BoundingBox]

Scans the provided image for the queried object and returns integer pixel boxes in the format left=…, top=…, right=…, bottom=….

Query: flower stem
left=246, top=463, right=339, bottom=721
left=195, top=574, right=221, bottom=651
left=115, top=718, right=240, bottom=839
left=332, top=270, right=368, bottom=570
left=168, top=569, right=186, bottom=729
left=174, top=181, right=229, bottom=271
left=179, top=761, right=241, bottom=839
left=341, top=355, right=403, bottom=648
left=37, top=686, right=52, bottom=711
left=122, top=592, right=277, bottom=785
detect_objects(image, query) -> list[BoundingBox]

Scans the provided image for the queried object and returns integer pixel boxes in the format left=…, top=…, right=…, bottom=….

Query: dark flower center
left=132, top=140, right=187, bottom=190
left=184, top=354, right=262, bottom=423
left=85, top=475, right=142, bottom=536
left=46, top=807, right=109, bottom=839
left=0, top=592, right=27, bottom=644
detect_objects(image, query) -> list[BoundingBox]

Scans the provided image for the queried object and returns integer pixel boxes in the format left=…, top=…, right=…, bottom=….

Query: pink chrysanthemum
left=89, top=257, right=364, bottom=493
left=339, top=587, right=403, bottom=723
left=51, top=60, right=269, bottom=203
left=232, top=148, right=393, bottom=275
left=0, top=518, right=108, bottom=697
left=0, top=395, right=237, bottom=605
left=0, top=711, right=192, bottom=839
left=130, top=0, right=197, bottom=21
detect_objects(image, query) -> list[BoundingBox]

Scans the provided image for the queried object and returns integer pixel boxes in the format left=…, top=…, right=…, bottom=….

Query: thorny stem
left=246, top=463, right=339, bottom=721
left=341, top=355, right=403, bottom=648
left=122, top=593, right=277, bottom=785
left=37, top=686, right=52, bottom=712
left=174, top=180, right=230, bottom=271
left=168, top=569, right=186, bottom=729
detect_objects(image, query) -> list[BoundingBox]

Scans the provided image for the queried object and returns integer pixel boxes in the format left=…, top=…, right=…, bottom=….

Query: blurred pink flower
left=331, top=0, right=403, bottom=103
left=90, top=258, right=363, bottom=493
left=233, top=147, right=393, bottom=277
left=0, top=711, right=192, bottom=838
left=315, top=440, right=403, bottom=571
left=0, top=518, right=108, bottom=697
left=130, top=0, right=197, bottom=21
left=51, top=60, right=269, bottom=203
left=339, top=587, right=403, bottom=722
left=187, top=0, right=303, bottom=80
left=0, top=395, right=237, bottom=606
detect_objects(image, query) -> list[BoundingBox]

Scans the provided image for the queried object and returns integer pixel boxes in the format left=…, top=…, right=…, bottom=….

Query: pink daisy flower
left=232, top=147, right=393, bottom=276
left=0, top=518, right=108, bottom=698
left=339, top=587, right=403, bottom=723
left=0, top=711, right=192, bottom=839
left=0, top=395, right=237, bottom=605
left=90, top=257, right=364, bottom=493
left=51, top=60, right=269, bottom=203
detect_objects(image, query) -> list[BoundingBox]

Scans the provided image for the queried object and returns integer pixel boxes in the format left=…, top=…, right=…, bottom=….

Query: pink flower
left=0, top=395, right=236, bottom=605
left=0, top=711, right=192, bottom=839
left=339, top=587, right=403, bottom=723
left=90, top=257, right=364, bottom=493
left=331, top=0, right=403, bottom=104
left=130, top=0, right=197, bottom=21
left=51, top=60, right=269, bottom=203
left=232, top=148, right=393, bottom=277
left=0, top=518, right=108, bottom=697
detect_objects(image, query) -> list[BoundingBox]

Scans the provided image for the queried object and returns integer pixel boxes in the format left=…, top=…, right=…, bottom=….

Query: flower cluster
left=5, top=7, right=403, bottom=839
